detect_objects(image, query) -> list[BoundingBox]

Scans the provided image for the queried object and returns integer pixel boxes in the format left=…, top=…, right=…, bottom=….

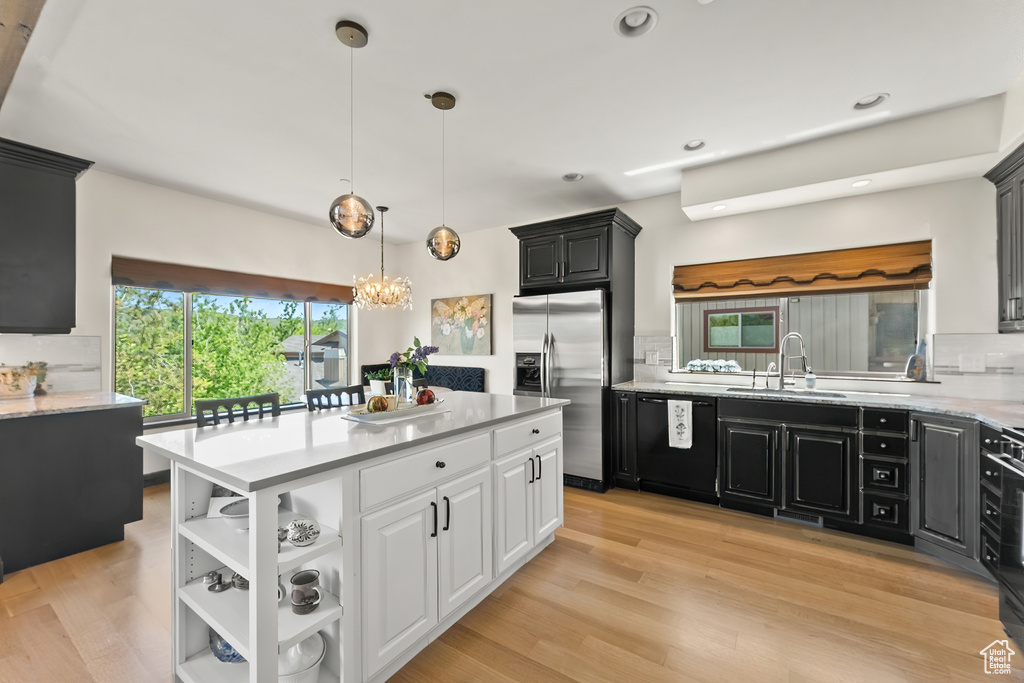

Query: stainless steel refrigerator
left=512, top=290, right=607, bottom=482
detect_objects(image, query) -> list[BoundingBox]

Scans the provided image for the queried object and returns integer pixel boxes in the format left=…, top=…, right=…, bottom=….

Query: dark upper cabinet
left=986, top=144, right=1024, bottom=332
left=0, top=138, right=92, bottom=333
left=719, top=419, right=781, bottom=508
left=784, top=426, right=857, bottom=521
left=910, top=412, right=978, bottom=560
left=510, top=209, right=639, bottom=293
left=611, top=390, right=638, bottom=490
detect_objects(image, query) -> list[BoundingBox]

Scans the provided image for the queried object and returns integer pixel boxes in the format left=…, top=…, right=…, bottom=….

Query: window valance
left=672, top=240, right=932, bottom=301
left=111, top=257, right=354, bottom=303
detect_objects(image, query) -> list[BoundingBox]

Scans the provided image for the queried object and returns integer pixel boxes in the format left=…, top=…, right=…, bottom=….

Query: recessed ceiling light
left=696, top=0, right=716, bottom=4
left=682, top=140, right=705, bottom=151
left=712, top=204, right=727, bottom=211
left=614, top=6, right=658, bottom=37
left=854, top=93, right=889, bottom=110
left=562, top=172, right=584, bottom=182
left=851, top=179, right=871, bottom=188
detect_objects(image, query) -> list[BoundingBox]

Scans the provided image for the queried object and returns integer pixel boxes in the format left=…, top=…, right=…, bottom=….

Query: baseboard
left=564, top=473, right=607, bottom=492
left=143, top=469, right=171, bottom=487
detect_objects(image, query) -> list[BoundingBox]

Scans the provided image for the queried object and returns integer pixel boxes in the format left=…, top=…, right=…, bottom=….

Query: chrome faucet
left=775, top=332, right=808, bottom=389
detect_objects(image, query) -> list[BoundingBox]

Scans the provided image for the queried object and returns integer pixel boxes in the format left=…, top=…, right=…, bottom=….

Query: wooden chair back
left=195, top=392, right=281, bottom=427
left=306, top=385, right=365, bottom=411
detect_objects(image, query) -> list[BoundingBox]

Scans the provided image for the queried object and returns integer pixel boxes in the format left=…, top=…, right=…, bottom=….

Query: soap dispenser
left=804, top=367, right=816, bottom=390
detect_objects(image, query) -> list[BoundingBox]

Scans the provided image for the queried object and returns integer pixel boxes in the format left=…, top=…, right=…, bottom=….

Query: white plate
left=343, top=397, right=446, bottom=423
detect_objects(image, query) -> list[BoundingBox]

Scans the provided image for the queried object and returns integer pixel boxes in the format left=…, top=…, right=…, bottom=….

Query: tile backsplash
left=0, top=335, right=102, bottom=393
left=633, top=335, right=674, bottom=382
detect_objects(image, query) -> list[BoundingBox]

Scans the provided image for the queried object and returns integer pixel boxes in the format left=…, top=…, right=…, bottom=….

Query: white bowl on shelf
left=278, top=631, right=325, bottom=683
left=219, top=498, right=249, bottom=531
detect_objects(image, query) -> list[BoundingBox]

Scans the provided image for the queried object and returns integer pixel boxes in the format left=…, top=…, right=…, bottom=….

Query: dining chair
left=195, top=392, right=281, bottom=427
left=306, top=385, right=365, bottom=411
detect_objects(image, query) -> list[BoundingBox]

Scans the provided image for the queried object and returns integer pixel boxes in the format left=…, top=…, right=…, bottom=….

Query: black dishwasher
left=636, top=394, right=718, bottom=503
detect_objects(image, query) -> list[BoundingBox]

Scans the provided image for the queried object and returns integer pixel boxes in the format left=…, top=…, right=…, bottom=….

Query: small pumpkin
left=366, top=394, right=389, bottom=413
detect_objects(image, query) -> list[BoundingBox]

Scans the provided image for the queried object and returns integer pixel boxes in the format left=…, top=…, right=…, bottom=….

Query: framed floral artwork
left=430, top=294, right=491, bottom=355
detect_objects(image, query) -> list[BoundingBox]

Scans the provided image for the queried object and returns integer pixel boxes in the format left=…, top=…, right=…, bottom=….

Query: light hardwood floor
left=0, top=484, right=1019, bottom=681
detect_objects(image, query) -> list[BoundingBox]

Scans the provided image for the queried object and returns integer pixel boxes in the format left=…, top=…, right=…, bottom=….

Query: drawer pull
left=436, top=461, right=446, bottom=469
left=987, top=470, right=993, bottom=476
left=987, top=554, right=993, bottom=561
left=879, top=443, right=887, bottom=449
left=879, top=418, right=887, bottom=424
left=531, top=428, right=540, bottom=434
left=877, top=471, right=889, bottom=480
left=986, top=438, right=993, bottom=445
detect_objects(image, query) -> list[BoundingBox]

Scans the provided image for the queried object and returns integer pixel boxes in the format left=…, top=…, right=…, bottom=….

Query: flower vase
left=394, top=367, right=415, bottom=404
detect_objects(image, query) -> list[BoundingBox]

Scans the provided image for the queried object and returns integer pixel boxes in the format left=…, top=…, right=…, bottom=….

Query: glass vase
left=394, top=366, right=415, bottom=404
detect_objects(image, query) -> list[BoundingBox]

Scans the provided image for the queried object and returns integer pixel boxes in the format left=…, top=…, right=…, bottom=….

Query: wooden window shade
left=111, top=257, right=353, bottom=303
left=673, top=240, right=932, bottom=301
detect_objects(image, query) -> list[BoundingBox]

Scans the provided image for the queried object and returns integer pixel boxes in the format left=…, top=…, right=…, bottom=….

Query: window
left=115, top=287, right=350, bottom=420
left=704, top=307, right=778, bottom=352
left=675, top=290, right=923, bottom=377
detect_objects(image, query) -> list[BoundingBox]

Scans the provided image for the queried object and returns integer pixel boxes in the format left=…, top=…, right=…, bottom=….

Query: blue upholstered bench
left=359, top=364, right=485, bottom=393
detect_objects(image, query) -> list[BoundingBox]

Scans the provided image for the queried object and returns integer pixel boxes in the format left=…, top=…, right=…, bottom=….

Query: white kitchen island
left=137, top=392, right=568, bottom=683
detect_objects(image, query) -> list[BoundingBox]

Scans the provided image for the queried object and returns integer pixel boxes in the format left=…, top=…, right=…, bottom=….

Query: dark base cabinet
left=785, top=427, right=857, bottom=521
left=611, top=391, right=638, bottom=490
left=0, top=406, right=143, bottom=576
left=719, top=419, right=780, bottom=510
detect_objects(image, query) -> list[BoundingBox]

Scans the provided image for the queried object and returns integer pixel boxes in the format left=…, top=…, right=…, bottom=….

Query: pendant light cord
left=441, top=108, right=446, bottom=227
left=350, top=46, right=355, bottom=193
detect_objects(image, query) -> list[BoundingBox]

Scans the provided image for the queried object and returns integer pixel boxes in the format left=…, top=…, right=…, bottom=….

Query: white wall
left=390, top=177, right=997, bottom=398
left=74, top=170, right=398, bottom=471
left=392, top=224, right=521, bottom=395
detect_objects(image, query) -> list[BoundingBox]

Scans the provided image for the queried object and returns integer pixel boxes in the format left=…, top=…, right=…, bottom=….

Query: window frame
left=702, top=306, right=779, bottom=354
left=112, top=286, right=350, bottom=423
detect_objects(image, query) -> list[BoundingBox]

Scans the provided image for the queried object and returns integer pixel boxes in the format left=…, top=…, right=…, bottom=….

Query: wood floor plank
left=2, top=483, right=1023, bottom=681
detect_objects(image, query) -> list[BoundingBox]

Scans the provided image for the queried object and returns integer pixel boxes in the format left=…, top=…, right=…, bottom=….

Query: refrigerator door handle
left=546, top=334, right=554, bottom=397
left=540, top=332, right=549, bottom=397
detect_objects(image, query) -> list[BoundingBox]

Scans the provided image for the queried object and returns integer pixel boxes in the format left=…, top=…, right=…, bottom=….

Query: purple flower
left=389, top=352, right=400, bottom=368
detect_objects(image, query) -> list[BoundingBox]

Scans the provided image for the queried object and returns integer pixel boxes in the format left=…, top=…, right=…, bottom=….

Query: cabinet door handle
left=443, top=496, right=451, bottom=531
left=880, top=442, right=887, bottom=449
left=529, top=457, right=536, bottom=484
left=430, top=501, right=438, bottom=538
left=910, top=419, right=918, bottom=442
left=436, top=460, right=446, bottom=469
left=879, top=417, right=887, bottom=424
left=537, top=456, right=543, bottom=480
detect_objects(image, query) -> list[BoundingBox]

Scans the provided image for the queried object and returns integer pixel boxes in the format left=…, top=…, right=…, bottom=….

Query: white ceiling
left=2, top=0, right=1023, bottom=243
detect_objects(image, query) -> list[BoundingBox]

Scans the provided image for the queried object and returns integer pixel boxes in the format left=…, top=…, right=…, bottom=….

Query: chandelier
left=353, top=206, right=412, bottom=310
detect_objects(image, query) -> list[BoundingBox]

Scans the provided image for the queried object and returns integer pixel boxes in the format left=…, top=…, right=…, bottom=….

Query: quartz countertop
left=0, top=391, right=145, bottom=420
left=137, top=392, right=569, bottom=492
left=613, top=380, right=1024, bottom=432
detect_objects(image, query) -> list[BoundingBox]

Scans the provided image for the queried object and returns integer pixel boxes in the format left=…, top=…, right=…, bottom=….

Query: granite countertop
left=0, top=391, right=146, bottom=420
left=613, top=380, right=1024, bottom=432
left=137, top=392, right=569, bottom=492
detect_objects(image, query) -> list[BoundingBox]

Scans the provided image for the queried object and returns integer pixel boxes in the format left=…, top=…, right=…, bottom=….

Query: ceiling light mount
left=430, top=91, right=456, bottom=110
left=614, top=6, right=658, bottom=37
left=335, top=20, right=368, bottom=48
left=854, top=93, right=889, bottom=110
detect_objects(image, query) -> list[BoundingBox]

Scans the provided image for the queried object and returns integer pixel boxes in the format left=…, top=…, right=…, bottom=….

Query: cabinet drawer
left=982, top=454, right=1004, bottom=493
left=982, top=486, right=1002, bottom=532
left=861, top=492, right=908, bottom=530
left=861, top=433, right=907, bottom=458
left=982, top=424, right=1004, bottom=454
left=494, top=412, right=562, bottom=457
left=982, top=526, right=1000, bottom=575
left=861, top=409, right=908, bottom=433
left=861, top=456, right=906, bottom=494
left=360, top=433, right=491, bottom=511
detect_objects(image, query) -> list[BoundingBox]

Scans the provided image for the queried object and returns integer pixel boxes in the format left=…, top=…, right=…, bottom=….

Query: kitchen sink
left=725, top=387, right=848, bottom=398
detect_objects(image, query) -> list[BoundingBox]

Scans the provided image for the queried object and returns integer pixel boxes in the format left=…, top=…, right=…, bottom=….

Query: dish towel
left=668, top=400, right=692, bottom=449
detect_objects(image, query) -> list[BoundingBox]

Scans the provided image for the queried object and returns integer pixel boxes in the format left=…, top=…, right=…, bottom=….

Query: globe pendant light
left=426, top=91, right=461, bottom=261
left=330, top=20, right=374, bottom=239
left=353, top=206, right=413, bottom=310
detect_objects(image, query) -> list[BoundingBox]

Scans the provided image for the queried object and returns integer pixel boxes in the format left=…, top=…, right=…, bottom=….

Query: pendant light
left=353, top=206, right=413, bottom=310
left=426, top=91, right=461, bottom=261
left=329, top=20, right=374, bottom=239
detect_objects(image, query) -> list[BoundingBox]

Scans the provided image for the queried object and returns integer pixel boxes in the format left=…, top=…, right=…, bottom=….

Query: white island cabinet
left=137, top=392, right=567, bottom=683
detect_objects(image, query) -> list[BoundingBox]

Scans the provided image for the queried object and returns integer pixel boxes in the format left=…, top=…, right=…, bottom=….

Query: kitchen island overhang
left=139, top=391, right=567, bottom=683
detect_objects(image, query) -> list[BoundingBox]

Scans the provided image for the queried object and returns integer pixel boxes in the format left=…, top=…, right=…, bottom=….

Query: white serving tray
left=341, top=397, right=447, bottom=423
